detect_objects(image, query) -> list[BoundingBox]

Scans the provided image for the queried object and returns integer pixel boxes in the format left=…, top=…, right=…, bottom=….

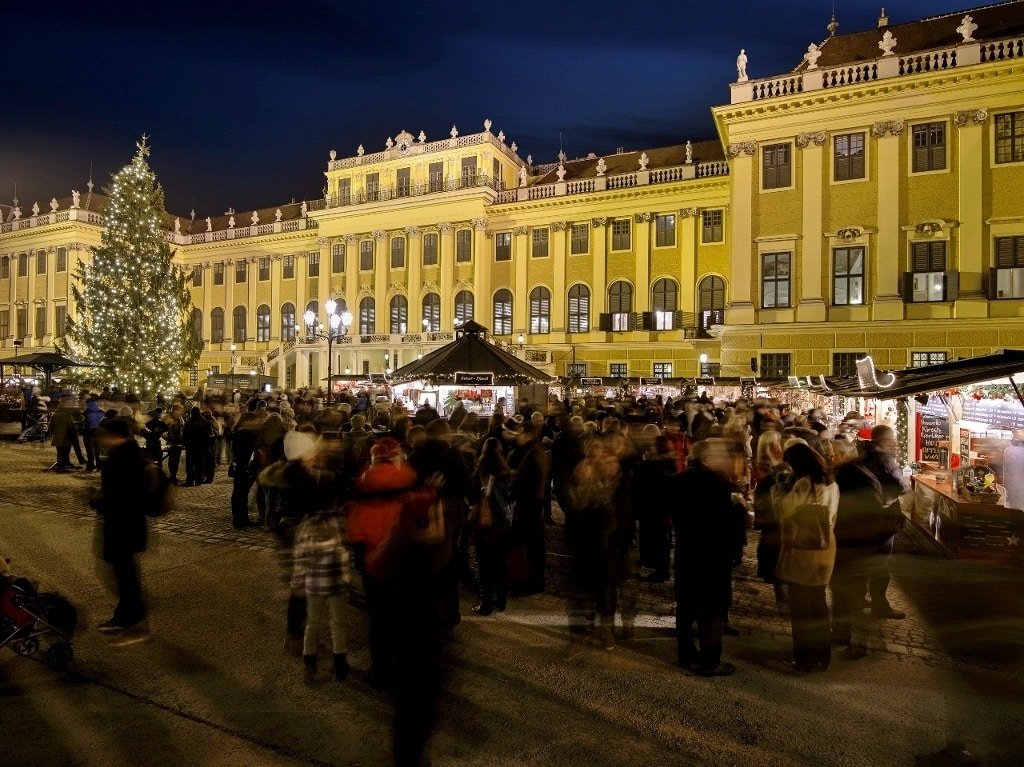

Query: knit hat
left=370, top=437, right=402, bottom=464
left=283, top=430, right=317, bottom=461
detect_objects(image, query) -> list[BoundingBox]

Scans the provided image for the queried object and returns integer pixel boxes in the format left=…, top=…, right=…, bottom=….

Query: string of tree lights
left=67, top=137, right=200, bottom=395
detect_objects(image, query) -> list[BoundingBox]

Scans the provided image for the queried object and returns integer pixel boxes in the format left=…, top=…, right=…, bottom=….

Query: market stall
left=808, top=351, right=1024, bottom=565
left=388, top=321, right=552, bottom=417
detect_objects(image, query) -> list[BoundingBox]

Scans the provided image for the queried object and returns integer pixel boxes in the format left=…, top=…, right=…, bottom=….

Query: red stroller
left=1, top=571, right=76, bottom=668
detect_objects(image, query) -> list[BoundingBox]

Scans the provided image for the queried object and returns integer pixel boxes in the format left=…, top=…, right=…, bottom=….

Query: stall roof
left=390, top=320, right=552, bottom=386
left=806, top=350, right=1024, bottom=399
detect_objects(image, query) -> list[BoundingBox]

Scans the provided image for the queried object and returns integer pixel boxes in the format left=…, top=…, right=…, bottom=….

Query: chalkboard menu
left=962, top=398, right=1024, bottom=432
left=919, top=411, right=948, bottom=462
left=960, top=427, right=972, bottom=466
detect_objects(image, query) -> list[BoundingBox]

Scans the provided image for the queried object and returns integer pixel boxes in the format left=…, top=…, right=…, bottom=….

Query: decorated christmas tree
left=68, top=137, right=200, bottom=395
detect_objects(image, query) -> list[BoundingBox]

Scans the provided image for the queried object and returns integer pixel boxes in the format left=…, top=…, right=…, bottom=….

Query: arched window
left=210, top=307, right=224, bottom=343
left=608, top=281, right=633, bottom=331
left=567, top=284, right=590, bottom=333
left=651, top=278, right=678, bottom=330
left=305, top=300, right=318, bottom=319
left=698, top=275, right=726, bottom=336
left=232, top=305, right=247, bottom=343
left=281, top=302, right=296, bottom=341
left=359, top=297, right=375, bottom=335
left=529, top=286, right=551, bottom=334
left=191, top=308, right=203, bottom=346
left=389, top=295, right=408, bottom=334
left=493, top=289, right=513, bottom=335
left=455, top=290, right=474, bottom=326
left=422, top=293, right=440, bottom=333
left=256, top=304, right=271, bottom=342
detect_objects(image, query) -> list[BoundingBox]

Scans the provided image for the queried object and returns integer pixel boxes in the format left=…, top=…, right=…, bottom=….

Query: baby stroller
left=1, top=571, right=77, bottom=668
left=18, top=411, right=50, bottom=443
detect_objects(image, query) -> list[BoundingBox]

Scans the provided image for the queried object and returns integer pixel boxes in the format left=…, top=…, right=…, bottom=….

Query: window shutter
left=930, top=242, right=946, bottom=271
left=996, top=237, right=1016, bottom=268
left=913, top=144, right=928, bottom=173
left=944, top=270, right=959, bottom=301
left=598, top=313, right=611, bottom=332
left=627, top=312, right=639, bottom=331
left=640, top=311, right=653, bottom=330
left=899, top=272, right=914, bottom=300
left=985, top=267, right=1000, bottom=299
left=673, top=310, right=684, bottom=330
left=911, top=243, right=930, bottom=272
left=850, top=150, right=865, bottom=179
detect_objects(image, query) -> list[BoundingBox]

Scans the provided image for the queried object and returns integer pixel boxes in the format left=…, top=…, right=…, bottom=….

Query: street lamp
left=699, top=352, right=709, bottom=377
left=302, top=297, right=353, bottom=405
left=230, top=343, right=238, bottom=387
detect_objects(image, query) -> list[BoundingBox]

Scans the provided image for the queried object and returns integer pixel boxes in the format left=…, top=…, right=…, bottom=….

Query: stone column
left=247, top=258, right=258, bottom=342
left=472, top=219, right=490, bottom=325
left=634, top=213, right=652, bottom=312
left=372, top=230, right=388, bottom=334
left=955, top=109, right=989, bottom=315
left=406, top=227, right=422, bottom=329
left=294, top=254, right=307, bottom=333
left=317, top=237, right=331, bottom=326
left=679, top=210, right=698, bottom=314
left=591, top=218, right=608, bottom=316
left=551, top=222, right=568, bottom=332
left=725, top=142, right=757, bottom=324
left=344, top=234, right=358, bottom=305
left=439, top=223, right=455, bottom=329
left=513, top=226, right=529, bottom=332
left=797, top=131, right=827, bottom=322
left=44, top=248, right=55, bottom=344
left=26, top=252, right=35, bottom=345
left=872, top=120, right=905, bottom=320
left=269, top=257, right=281, bottom=341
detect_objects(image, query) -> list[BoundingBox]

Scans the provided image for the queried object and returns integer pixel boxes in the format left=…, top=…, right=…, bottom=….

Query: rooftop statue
left=736, top=49, right=748, bottom=82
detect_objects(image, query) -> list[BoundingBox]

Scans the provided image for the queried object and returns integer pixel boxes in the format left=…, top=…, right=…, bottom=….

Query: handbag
left=469, top=477, right=495, bottom=529
left=787, top=503, right=831, bottom=550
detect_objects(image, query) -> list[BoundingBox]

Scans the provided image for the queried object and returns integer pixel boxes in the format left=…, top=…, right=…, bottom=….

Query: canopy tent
left=0, top=350, right=104, bottom=390
left=803, top=350, right=1024, bottom=403
left=389, top=320, right=553, bottom=386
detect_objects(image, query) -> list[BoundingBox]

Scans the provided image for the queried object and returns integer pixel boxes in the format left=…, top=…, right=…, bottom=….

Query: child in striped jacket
left=291, top=509, right=351, bottom=682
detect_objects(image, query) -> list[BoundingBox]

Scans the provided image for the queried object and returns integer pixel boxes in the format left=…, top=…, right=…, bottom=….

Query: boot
left=596, top=622, right=616, bottom=651
left=285, top=635, right=303, bottom=657
left=303, top=654, right=317, bottom=683
left=333, top=653, right=350, bottom=681
left=615, top=616, right=636, bottom=641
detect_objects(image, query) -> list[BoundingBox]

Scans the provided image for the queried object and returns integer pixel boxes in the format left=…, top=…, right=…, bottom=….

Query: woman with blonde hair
left=752, top=430, right=788, bottom=609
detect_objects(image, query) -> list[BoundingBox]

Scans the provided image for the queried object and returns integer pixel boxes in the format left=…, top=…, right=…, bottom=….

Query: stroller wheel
left=45, top=642, right=73, bottom=669
left=11, top=637, right=39, bottom=657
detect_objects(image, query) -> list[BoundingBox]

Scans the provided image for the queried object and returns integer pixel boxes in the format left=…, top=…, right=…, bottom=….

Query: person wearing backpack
left=92, top=418, right=150, bottom=634
left=774, top=440, right=840, bottom=673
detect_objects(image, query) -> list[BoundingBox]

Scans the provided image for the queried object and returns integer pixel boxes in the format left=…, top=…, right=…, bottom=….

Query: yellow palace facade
left=2, top=2, right=1023, bottom=392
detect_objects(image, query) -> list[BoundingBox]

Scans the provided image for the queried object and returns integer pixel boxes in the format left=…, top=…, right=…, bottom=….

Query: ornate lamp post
left=302, top=297, right=353, bottom=405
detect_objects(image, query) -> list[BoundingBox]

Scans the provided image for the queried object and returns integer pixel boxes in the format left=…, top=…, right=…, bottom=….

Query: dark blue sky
left=2, top=0, right=978, bottom=216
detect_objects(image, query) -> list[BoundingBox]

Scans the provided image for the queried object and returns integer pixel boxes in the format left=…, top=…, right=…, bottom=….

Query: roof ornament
left=510, top=141, right=518, bottom=153
left=957, top=15, right=977, bottom=43
left=497, top=130, right=505, bottom=143
left=827, top=12, right=839, bottom=37
left=596, top=157, right=607, bottom=176
left=878, top=29, right=897, bottom=56
left=31, top=201, right=40, bottom=217
left=519, top=165, right=528, bottom=188
left=418, top=130, right=426, bottom=143
left=206, top=217, right=212, bottom=232
left=228, top=215, right=235, bottom=229
left=526, top=154, right=533, bottom=166
left=556, top=162, right=566, bottom=182
left=638, top=152, right=649, bottom=171
left=483, top=118, right=492, bottom=132
left=50, top=198, right=59, bottom=212
left=357, top=144, right=364, bottom=157
left=385, top=136, right=393, bottom=149
left=174, top=217, right=181, bottom=234
left=685, top=141, right=693, bottom=164
left=275, top=208, right=282, bottom=222
left=736, top=49, right=748, bottom=82
left=557, top=149, right=567, bottom=163
left=450, top=124, right=459, bottom=139
left=804, top=42, right=822, bottom=70
left=329, top=149, right=337, bottom=161
left=877, top=8, right=889, bottom=28
left=251, top=210, right=259, bottom=226
left=71, top=190, right=80, bottom=209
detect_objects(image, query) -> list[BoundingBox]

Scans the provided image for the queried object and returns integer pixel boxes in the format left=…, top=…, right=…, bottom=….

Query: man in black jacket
left=182, top=407, right=214, bottom=487
left=672, top=438, right=739, bottom=676
left=859, top=425, right=908, bottom=619
left=94, top=419, right=149, bottom=632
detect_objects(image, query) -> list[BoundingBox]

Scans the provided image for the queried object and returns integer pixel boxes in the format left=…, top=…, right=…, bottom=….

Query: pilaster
left=406, top=227, right=422, bottom=329
left=513, top=227, right=529, bottom=332
left=955, top=109, right=989, bottom=316
left=725, top=142, right=756, bottom=324
left=797, top=132, right=827, bottom=322
left=633, top=213, right=652, bottom=312
left=269, top=258, right=281, bottom=341
left=438, top=223, right=454, bottom=329
left=551, top=222, right=568, bottom=331
left=372, top=230, right=387, bottom=334
left=872, top=120, right=905, bottom=321
left=472, top=219, right=490, bottom=326
left=679, top=209, right=698, bottom=313
left=591, top=218, right=608, bottom=316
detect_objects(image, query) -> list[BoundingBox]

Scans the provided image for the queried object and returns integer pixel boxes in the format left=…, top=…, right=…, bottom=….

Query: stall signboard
left=960, top=427, right=972, bottom=466
left=580, top=377, right=603, bottom=386
left=739, top=377, right=757, bottom=401
left=640, top=377, right=663, bottom=386
left=919, top=400, right=949, bottom=463
left=695, top=376, right=715, bottom=386
left=962, top=397, right=1024, bottom=431
left=454, top=372, right=494, bottom=386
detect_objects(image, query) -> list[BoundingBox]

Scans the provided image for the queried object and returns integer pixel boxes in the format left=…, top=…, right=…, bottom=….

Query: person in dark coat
left=859, top=425, right=908, bottom=619
left=182, top=406, right=214, bottom=487
left=142, top=408, right=167, bottom=467
left=507, top=419, right=550, bottom=596
left=93, top=419, right=150, bottom=631
left=831, top=438, right=889, bottom=658
left=635, top=434, right=677, bottom=583
left=671, top=438, right=740, bottom=676
left=82, top=397, right=106, bottom=472
left=49, top=397, right=76, bottom=471
left=229, top=405, right=263, bottom=528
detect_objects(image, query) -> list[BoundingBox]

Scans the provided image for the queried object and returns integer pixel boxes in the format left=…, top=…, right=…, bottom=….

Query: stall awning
left=390, top=320, right=552, bottom=386
left=805, top=350, right=1024, bottom=400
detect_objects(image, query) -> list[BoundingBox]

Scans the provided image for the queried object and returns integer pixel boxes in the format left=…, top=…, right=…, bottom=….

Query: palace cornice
left=0, top=223, right=92, bottom=242
left=175, top=231, right=320, bottom=253
left=714, top=63, right=1019, bottom=121
left=753, top=233, right=802, bottom=243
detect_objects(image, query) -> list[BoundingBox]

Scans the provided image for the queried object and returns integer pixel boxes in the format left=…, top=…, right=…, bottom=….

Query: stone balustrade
left=730, top=36, right=1023, bottom=104
left=0, top=207, right=103, bottom=233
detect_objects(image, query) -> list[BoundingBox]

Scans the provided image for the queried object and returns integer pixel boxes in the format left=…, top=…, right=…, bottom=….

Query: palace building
left=2, top=1, right=1023, bottom=391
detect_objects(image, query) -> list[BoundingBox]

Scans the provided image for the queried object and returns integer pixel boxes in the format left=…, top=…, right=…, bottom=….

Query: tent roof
left=390, top=320, right=553, bottom=385
left=0, top=351, right=101, bottom=371
left=806, top=350, right=1024, bottom=399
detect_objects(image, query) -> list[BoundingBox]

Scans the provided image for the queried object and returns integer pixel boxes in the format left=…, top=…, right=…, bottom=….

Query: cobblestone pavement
left=0, top=440, right=958, bottom=667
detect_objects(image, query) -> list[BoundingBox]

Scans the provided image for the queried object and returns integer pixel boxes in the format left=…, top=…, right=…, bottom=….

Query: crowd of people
left=41, top=383, right=910, bottom=767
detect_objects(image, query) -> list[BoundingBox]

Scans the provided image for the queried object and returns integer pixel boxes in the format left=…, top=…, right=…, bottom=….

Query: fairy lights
left=67, top=137, right=200, bottom=395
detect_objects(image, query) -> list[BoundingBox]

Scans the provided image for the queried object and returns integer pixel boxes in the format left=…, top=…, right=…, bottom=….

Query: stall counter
left=909, top=472, right=1024, bottom=564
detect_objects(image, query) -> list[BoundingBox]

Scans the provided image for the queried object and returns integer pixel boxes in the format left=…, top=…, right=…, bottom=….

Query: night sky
left=2, top=0, right=980, bottom=217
